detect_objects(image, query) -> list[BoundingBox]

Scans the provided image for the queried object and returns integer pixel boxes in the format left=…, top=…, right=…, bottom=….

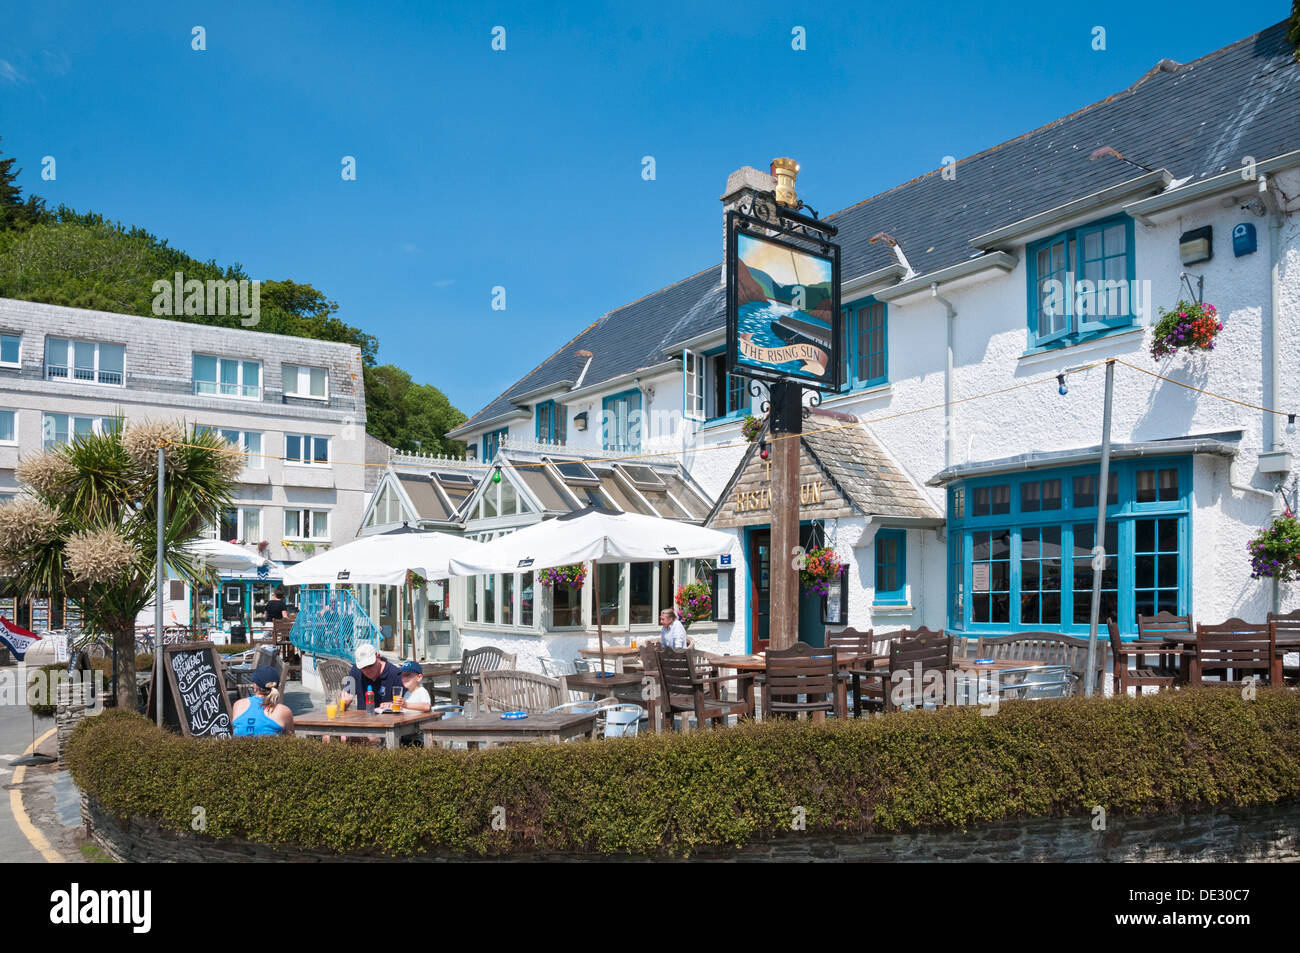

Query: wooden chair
left=1267, top=610, right=1300, bottom=683
left=975, top=632, right=1107, bottom=695
left=1137, top=611, right=1193, bottom=682
left=1107, top=618, right=1175, bottom=695
left=473, top=669, right=569, bottom=713
left=760, top=643, right=845, bottom=720
left=1190, top=619, right=1275, bottom=687
left=654, top=645, right=752, bottom=731
left=852, top=630, right=955, bottom=714
left=316, top=656, right=351, bottom=701
left=434, top=646, right=517, bottom=705
left=825, top=627, right=893, bottom=660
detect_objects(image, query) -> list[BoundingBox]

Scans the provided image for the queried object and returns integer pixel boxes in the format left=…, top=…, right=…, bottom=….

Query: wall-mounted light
left=573, top=411, right=588, bottom=432
left=1288, top=414, right=1297, bottom=436
left=1057, top=373, right=1068, bottom=397
left=1179, top=226, right=1213, bottom=266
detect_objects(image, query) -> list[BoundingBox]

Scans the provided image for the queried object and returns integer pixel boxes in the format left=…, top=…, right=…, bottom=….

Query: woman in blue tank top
left=232, top=666, right=295, bottom=736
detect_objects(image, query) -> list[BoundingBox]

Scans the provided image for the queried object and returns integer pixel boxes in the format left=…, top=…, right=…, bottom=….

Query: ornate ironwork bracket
left=803, top=390, right=822, bottom=419
left=748, top=379, right=771, bottom=415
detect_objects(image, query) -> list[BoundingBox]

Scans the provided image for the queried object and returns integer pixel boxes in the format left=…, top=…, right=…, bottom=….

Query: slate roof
left=702, top=409, right=942, bottom=525
left=458, top=21, right=1300, bottom=434
left=801, top=415, right=942, bottom=522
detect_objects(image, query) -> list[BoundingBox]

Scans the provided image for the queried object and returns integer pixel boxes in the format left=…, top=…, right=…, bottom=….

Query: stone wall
left=82, top=793, right=1300, bottom=863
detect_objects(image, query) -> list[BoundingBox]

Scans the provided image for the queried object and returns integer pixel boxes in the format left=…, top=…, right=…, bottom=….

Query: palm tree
left=0, top=420, right=240, bottom=709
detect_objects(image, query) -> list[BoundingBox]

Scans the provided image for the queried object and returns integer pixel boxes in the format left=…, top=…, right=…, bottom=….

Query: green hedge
left=66, top=689, right=1300, bottom=858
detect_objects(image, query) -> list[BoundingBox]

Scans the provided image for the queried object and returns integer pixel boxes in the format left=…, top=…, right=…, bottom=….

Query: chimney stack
left=720, top=163, right=779, bottom=284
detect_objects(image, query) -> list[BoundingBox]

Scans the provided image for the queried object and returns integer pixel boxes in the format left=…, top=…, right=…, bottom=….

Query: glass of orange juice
left=392, top=692, right=403, bottom=712
left=339, top=692, right=349, bottom=713
left=326, top=701, right=338, bottom=719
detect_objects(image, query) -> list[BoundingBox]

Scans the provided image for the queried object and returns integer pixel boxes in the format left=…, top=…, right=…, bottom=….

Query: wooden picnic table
left=421, top=709, right=599, bottom=749
left=295, top=708, right=443, bottom=749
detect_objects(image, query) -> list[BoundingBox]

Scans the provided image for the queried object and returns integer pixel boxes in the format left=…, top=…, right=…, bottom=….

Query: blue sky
left=0, top=1, right=1283, bottom=418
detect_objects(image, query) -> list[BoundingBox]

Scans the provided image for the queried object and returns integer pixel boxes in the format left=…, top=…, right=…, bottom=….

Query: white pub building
left=441, top=21, right=1299, bottom=669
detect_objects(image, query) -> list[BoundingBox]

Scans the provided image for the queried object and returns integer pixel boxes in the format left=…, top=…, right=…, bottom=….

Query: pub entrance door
left=747, top=525, right=824, bottom=653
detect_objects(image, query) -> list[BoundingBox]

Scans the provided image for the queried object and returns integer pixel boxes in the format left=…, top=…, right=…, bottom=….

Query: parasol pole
left=592, top=559, right=606, bottom=674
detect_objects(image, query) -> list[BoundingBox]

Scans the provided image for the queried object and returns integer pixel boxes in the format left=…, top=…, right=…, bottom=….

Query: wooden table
left=579, top=645, right=641, bottom=673
left=710, top=651, right=881, bottom=720
left=565, top=671, right=645, bottom=697
left=295, top=709, right=443, bottom=748
left=421, top=710, right=599, bottom=749
left=1155, top=634, right=1293, bottom=684
left=421, top=662, right=464, bottom=704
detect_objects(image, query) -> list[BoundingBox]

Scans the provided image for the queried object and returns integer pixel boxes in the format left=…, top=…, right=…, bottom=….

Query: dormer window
left=1028, top=215, right=1135, bottom=348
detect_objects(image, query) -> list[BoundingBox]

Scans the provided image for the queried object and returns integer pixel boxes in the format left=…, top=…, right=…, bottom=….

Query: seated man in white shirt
left=658, top=609, right=689, bottom=651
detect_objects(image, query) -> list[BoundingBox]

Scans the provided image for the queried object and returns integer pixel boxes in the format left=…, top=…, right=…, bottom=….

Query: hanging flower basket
left=539, top=563, right=586, bottom=589
left=1150, top=300, right=1222, bottom=359
left=799, top=546, right=843, bottom=597
left=675, top=581, right=712, bottom=628
left=741, top=415, right=765, bottom=443
left=1248, top=510, right=1300, bottom=582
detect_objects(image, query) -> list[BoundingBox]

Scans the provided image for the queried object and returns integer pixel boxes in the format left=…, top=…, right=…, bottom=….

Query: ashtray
left=501, top=711, right=528, bottom=720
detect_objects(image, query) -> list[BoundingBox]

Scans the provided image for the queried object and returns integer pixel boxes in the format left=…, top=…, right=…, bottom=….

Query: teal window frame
left=874, top=529, right=907, bottom=605
left=840, top=297, right=887, bottom=392
left=946, top=457, right=1191, bottom=637
left=703, top=348, right=747, bottom=423
left=483, top=428, right=507, bottom=461
left=1026, top=214, right=1135, bottom=349
left=602, top=389, right=642, bottom=452
left=536, top=400, right=566, bottom=444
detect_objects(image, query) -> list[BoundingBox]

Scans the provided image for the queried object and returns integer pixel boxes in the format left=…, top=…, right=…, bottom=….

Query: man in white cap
left=342, top=642, right=404, bottom=710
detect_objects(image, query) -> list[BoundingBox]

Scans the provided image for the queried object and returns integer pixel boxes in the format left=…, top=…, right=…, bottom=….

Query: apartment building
left=0, top=296, right=368, bottom=628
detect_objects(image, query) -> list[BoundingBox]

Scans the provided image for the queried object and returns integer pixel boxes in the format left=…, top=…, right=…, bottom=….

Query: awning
left=925, top=431, right=1242, bottom=487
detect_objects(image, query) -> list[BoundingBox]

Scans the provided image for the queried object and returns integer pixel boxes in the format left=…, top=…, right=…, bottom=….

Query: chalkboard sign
left=158, top=641, right=234, bottom=738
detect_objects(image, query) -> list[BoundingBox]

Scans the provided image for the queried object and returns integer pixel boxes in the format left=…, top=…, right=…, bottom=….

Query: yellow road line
left=9, top=728, right=65, bottom=863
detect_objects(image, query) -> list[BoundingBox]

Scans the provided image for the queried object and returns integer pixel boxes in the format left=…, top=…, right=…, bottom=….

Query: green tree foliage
left=0, top=136, right=47, bottom=230
left=364, top=364, right=466, bottom=455
left=1290, top=0, right=1300, bottom=61
left=0, top=142, right=464, bottom=451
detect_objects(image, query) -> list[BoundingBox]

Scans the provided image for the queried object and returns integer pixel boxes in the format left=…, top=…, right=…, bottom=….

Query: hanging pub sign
left=726, top=202, right=841, bottom=393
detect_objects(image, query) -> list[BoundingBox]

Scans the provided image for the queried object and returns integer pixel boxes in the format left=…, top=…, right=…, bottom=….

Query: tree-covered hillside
left=0, top=139, right=465, bottom=455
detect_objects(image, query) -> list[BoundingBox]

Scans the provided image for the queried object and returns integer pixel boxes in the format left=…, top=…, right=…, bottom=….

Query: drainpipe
left=1261, top=174, right=1286, bottom=614
left=930, top=282, right=957, bottom=469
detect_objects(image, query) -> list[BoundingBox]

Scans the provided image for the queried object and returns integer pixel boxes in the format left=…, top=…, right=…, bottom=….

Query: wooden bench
left=975, top=631, right=1107, bottom=695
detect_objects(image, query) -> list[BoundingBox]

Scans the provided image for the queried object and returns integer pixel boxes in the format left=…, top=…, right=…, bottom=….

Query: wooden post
left=768, top=381, right=802, bottom=650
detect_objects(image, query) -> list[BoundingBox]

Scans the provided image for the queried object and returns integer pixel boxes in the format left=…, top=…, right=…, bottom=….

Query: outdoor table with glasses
left=295, top=708, right=444, bottom=748
left=421, top=709, right=599, bottom=749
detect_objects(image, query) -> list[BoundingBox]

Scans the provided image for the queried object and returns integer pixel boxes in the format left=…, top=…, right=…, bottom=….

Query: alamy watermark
left=151, top=272, right=261, bottom=327
left=1040, top=274, right=1152, bottom=323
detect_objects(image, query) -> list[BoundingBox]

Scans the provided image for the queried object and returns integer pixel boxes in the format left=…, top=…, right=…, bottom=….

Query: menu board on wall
left=64, top=599, right=83, bottom=630
left=30, top=597, right=50, bottom=630
left=0, top=597, right=16, bottom=621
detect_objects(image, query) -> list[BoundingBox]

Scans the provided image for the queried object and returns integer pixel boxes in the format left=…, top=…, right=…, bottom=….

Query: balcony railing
left=45, top=365, right=123, bottom=386
left=193, top=380, right=260, bottom=399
